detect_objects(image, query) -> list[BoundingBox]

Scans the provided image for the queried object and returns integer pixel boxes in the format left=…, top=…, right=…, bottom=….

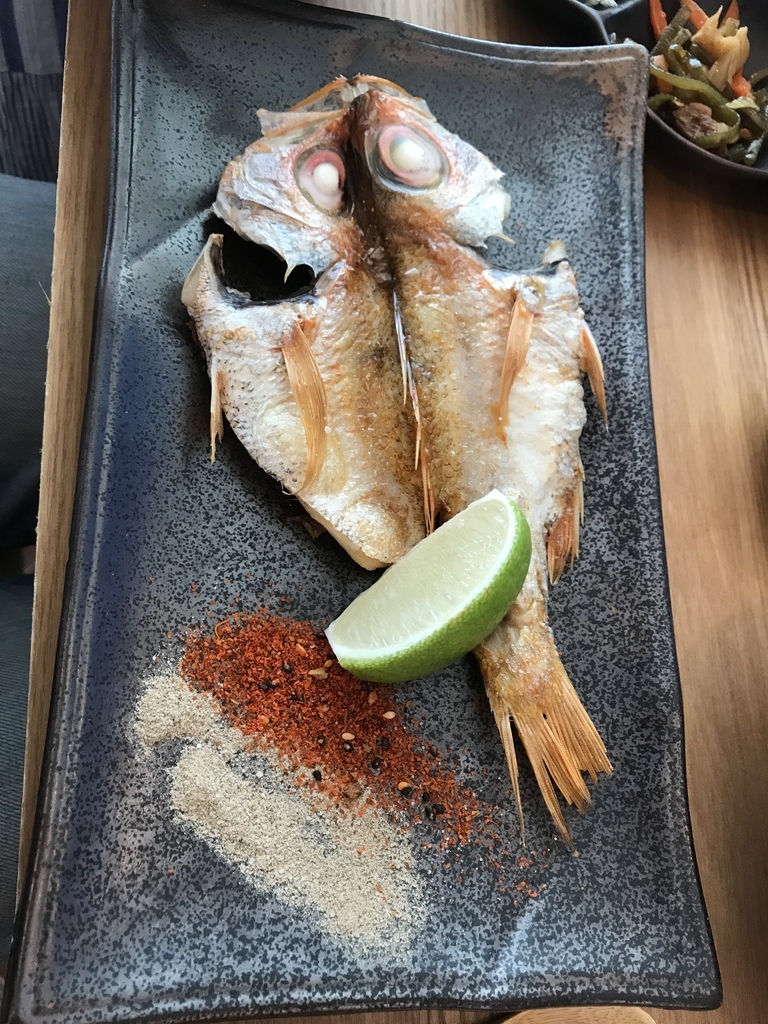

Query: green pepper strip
left=695, top=117, right=741, bottom=150
left=649, top=65, right=733, bottom=109
left=650, top=6, right=692, bottom=58
left=649, top=93, right=678, bottom=111
left=749, top=67, right=768, bottom=88
left=666, top=43, right=708, bottom=83
left=726, top=143, right=748, bottom=163
left=740, top=106, right=768, bottom=135
left=689, top=42, right=714, bottom=68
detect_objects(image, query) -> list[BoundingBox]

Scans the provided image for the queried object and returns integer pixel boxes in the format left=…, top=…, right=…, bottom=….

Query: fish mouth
left=203, top=217, right=316, bottom=305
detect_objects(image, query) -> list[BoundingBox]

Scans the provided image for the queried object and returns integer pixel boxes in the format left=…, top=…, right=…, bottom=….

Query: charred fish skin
left=183, top=82, right=425, bottom=569
left=349, top=84, right=611, bottom=839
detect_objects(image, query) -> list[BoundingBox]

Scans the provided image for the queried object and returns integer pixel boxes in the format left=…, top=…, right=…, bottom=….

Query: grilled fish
left=346, top=81, right=611, bottom=839
left=185, top=76, right=611, bottom=839
left=182, top=80, right=425, bottom=569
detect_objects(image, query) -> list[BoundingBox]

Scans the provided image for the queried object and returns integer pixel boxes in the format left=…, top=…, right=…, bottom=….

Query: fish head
left=214, top=80, right=361, bottom=276
left=353, top=83, right=511, bottom=248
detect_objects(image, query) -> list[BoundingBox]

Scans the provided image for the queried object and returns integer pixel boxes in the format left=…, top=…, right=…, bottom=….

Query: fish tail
left=476, top=615, right=612, bottom=844
left=489, top=699, right=524, bottom=840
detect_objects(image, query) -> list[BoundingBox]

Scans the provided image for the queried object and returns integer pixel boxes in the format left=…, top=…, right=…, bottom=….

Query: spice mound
left=137, top=609, right=550, bottom=952
left=137, top=673, right=424, bottom=954
left=180, top=611, right=477, bottom=843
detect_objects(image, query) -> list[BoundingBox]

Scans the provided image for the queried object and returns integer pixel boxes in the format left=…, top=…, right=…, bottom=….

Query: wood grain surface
left=18, top=0, right=768, bottom=1023
left=16, top=0, right=111, bottom=882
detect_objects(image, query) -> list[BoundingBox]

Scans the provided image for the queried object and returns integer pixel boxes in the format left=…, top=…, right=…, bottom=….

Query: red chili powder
left=180, top=610, right=480, bottom=845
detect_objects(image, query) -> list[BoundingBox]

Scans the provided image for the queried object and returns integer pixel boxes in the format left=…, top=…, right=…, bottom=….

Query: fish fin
left=489, top=697, right=525, bottom=841
left=477, top=615, right=612, bottom=844
left=419, top=440, right=436, bottom=536
left=581, top=322, right=608, bottom=426
left=414, top=404, right=436, bottom=536
left=209, top=356, right=224, bottom=463
left=490, top=293, right=535, bottom=442
left=181, top=247, right=207, bottom=310
left=546, top=479, right=583, bottom=583
left=403, top=342, right=436, bottom=535
left=286, top=77, right=349, bottom=112
left=392, top=291, right=409, bottom=406
left=282, top=321, right=327, bottom=492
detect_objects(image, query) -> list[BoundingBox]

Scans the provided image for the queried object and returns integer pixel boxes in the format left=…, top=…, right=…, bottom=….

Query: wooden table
left=18, top=1, right=768, bottom=1022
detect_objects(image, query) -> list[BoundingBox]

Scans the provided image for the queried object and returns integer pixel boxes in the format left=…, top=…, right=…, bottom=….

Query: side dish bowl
left=539, top=0, right=768, bottom=181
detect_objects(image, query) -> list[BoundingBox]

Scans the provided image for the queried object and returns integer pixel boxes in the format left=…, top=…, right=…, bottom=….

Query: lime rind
left=325, top=490, right=532, bottom=684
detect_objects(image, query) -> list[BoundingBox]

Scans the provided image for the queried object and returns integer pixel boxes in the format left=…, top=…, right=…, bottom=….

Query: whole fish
left=185, top=77, right=611, bottom=839
left=346, top=82, right=611, bottom=840
left=182, top=80, right=425, bottom=569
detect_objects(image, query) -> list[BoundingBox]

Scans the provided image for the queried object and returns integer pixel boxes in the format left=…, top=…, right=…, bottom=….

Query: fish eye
left=372, top=125, right=447, bottom=191
left=296, top=148, right=346, bottom=212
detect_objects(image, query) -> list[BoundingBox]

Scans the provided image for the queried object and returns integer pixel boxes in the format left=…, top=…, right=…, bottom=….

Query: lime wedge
left=325, top=489, right=532, bottom=684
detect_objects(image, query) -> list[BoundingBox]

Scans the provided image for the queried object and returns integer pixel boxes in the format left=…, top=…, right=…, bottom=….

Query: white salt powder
left=136, top=673, right=425, bottom=954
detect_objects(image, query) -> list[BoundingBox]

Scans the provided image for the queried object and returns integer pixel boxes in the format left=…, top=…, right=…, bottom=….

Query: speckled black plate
left=3, top=2, right=720, bottom=1022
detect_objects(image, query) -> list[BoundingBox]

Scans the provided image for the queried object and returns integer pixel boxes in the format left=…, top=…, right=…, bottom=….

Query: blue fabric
left=0, top=0, right=65, bottom=967
left=0, top=576, right=33, bottom=960
left=0, top=171, right=55, bottom=962
left=0, top=0, right=67, bottom=180
left=0, top=173, right=55, bottom=551
left=0, top=1, right=23, bottom=73
left=0, top=0, right=66, bottom=72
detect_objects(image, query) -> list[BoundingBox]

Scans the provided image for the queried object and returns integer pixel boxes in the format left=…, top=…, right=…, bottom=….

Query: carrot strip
left=650, top=0, right=668, bottom=39
left=723, top=0, right=739, bottom=22
left=684, top=0, right=710, bottom=31
left=731, top=70, right=753, bottom=97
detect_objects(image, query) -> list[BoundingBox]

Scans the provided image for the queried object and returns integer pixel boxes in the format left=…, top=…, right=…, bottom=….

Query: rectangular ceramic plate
left=3, top=2, right=720, bottom=1022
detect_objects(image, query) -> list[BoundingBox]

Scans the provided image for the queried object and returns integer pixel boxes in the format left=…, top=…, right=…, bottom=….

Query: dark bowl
left=536, top=0, right=768, bottom=182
